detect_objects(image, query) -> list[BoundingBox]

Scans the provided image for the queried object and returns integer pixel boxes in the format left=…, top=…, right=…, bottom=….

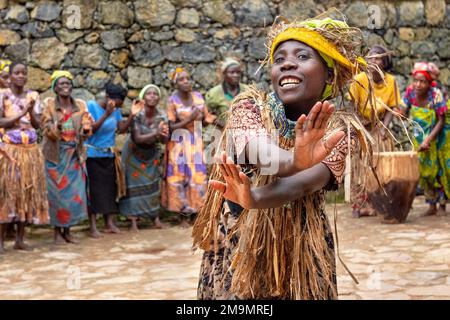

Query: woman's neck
left=371, top=70, right=384, bottom=84
left=177, top=89, right=191, bottom=100
left=415, top=90, right=428, bottom=101
left=10, top=84, right=24, bottom=96
left=284, top=100, right=316, bottom=121
left=58, top=95, right=73, bottom=109
left=223, top=82, right=239, bottom=96
left=145, top=105, right=155, bottom=118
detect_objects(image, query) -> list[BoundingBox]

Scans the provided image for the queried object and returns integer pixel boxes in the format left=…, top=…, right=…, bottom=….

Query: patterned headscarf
left=0, top=59, right=11, bottom=74
left=221, top=58, right=240, bottom=73
left=51, top=70, right=74, bottom=92
left=412, top=62, right=440, bottom=87
left=169, top=67, right=187, bottom=85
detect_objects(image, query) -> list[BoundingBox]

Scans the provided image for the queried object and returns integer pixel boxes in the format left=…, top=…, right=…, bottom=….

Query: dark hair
left=369, top=45, right=393, bottom=72
left=105, top=82, right=127, bottom=100
left=9, top=61, right=27, bottom=75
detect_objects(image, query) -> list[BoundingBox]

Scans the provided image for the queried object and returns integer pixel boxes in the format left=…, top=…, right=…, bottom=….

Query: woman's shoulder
left=354, top=72, right=369, bottom=83
left=192, top=90, right=205, bottom=102
left=41, top=96, right=56, bottom=112
left=25, top=89, right=39, bottom=100
left=206, top=84, right=223, bottom=97
left=86, top=99, right=101, bottom=111
left=231, top=85, right=266, bottom=111
left=74, top=98, right=87, bottom=111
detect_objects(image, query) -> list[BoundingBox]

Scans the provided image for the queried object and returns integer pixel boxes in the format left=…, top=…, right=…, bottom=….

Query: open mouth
left=279, top=76, right=302, bottom=89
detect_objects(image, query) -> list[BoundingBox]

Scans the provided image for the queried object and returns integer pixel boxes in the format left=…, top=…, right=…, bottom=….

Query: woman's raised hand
left=293, top=101, right=344, bottom=171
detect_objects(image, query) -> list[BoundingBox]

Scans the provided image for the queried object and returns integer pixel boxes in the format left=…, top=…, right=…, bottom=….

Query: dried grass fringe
left=193, top=87, right=376, bottom=299
left=0, top=143, right=49, bottom=224
left=192, top=8, right=412, bottom=299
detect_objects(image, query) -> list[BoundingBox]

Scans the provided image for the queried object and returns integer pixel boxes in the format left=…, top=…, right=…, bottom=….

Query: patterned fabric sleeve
left=41, top=97, right=60, bottom=141
left=432, top=88, right=448, bottom=117
left=401, top=85, right=413, bottom=111
left=228, top=98, right=269, bottom=159
left=321, top=127, right=358, bottom=187
left=78, top=100, right=93, bottom=138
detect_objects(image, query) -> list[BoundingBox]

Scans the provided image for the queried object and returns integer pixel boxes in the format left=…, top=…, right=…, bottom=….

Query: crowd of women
left=0, top=56, right=247, bottom=253
left=0, top=12, right=449, bottom=300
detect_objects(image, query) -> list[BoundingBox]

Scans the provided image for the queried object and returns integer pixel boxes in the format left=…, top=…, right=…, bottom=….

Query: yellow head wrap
left=51, top=70, right=74, bottom=92
left=270, top=18, right=367, bottom=100
left=0, top=60, right=11, bottom=73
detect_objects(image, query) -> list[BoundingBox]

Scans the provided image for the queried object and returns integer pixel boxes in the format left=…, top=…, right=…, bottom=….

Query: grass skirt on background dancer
left=0, top=143, right=49, bottom=224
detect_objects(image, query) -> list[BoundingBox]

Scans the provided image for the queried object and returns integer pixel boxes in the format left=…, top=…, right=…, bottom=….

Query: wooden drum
left=366, top=151, right=420, bottom=223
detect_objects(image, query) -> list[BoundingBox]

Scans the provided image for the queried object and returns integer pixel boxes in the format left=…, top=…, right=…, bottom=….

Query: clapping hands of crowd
left=157, top=121, right=169, bottom=140
left=23, top=98, right=35, bottom=116
left=131, top=99, right=145, bottom=116
left=189, top=107, right=203, bottom=122
left=105, top=99, right=116, bottom=116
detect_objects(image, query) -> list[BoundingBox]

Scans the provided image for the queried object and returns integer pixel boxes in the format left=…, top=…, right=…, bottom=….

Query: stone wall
left=1, top=0, right=449, bottom=110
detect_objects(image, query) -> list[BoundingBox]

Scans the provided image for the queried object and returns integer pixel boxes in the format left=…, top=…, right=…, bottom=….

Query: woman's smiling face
left=271, top=40, right=328, bottom=112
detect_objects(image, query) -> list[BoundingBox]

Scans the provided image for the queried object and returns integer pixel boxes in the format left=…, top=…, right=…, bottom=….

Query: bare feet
left=180, top=219, right=190, bottom=229
left=129, top=218, right=139, bottom=232
left=104, top=225, right=121, bottom=234
left=13, top=241, right=32, bottom=251
left=358, top=207, right=374, bottom=217
left=53, top=230, right=66, bottom=245
left=64, top=235, right=79, bottom=244
left=89, top=228, right=102, bottom=239
left=105, top=215, right=121, bottom=234
left=436, top=205, right=447, bottom=217
left=422, top=206, right=437, bottom=217
left=381, top=217, right=400, bottom=224
left=62, top=230, right=79, bottom=244
left=154, top=217, right=163, bottom=229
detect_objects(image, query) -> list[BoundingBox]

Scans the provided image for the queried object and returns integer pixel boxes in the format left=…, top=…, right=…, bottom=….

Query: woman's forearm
left=251, top=163, right=332, bottom=209
left=246, top=137, right=297, bottom=178
left=29, top=111, right=40, bottom=129
left=427, top=115, right=445, bottom=142
left=133, top=131, right=160, bottom=145
left=92, top=113, right=109, bottom=133
left=118, top=115, right=134, bottom=133
left=169, top=118, right=191, bottom=131
left=0, top=112, right=25, bottom=129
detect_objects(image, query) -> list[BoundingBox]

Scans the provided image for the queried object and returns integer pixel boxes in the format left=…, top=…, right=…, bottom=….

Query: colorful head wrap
left=51, top=70, right=74, bottom=92
left=221, top=57, right=240, bottom=73
left=139, top=84, right=161, bottom=100
left=0, top=59, right=11, bottom=73
left=268, top=17, right=367, bottom=100
left=169, top=67, right=188, bottom=85
left=412, top=62, right=440, bottom=87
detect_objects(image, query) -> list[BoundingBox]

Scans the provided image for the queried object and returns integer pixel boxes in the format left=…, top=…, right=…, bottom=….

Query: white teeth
left=280, top=77, right=300, bottom=87
left=282, top=83, right=298, bottom=88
